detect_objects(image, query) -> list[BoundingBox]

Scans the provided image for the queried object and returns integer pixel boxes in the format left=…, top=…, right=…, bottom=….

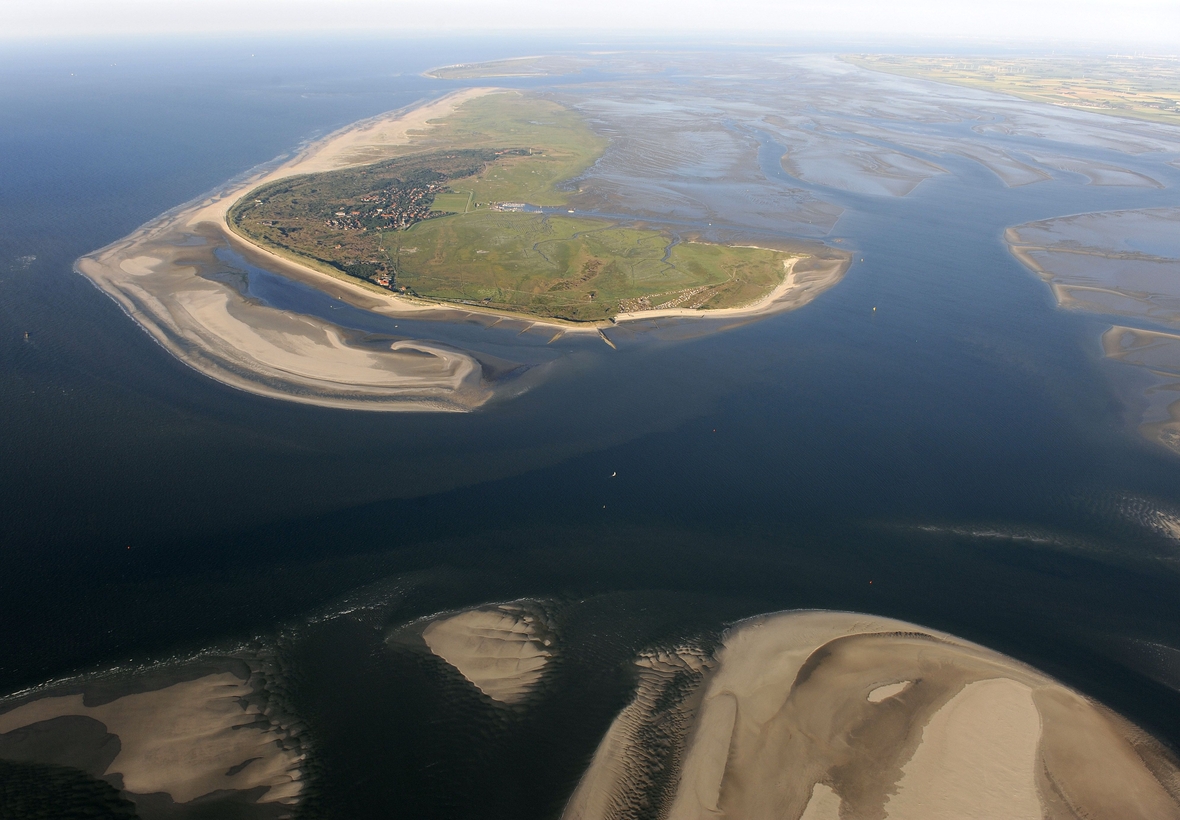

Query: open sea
left=4, top=36, right=1180, bottom=816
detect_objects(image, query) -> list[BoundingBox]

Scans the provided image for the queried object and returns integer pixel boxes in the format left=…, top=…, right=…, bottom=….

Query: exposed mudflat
left=1007, top=208, right=1180, bottom=452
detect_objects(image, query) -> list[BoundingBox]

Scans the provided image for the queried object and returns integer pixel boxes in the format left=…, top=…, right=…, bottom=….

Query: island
left=227, top=92, right=817, bottom=323
left=74, top=88, right=850, bottom=411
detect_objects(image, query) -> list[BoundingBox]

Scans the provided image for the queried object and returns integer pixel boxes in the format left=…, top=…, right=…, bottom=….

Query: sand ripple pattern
left=565, top=610, right=1180, bottom=820
left=0, top=662, right=305, bottom=813
left=422, top=604, right=556, bottom=704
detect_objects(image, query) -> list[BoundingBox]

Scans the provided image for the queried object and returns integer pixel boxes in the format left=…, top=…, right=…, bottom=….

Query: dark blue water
left=4, top=39, right=1180, bottom=807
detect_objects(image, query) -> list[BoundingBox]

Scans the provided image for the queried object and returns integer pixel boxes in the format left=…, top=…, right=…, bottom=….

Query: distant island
left=227, top=92, right=813, bottom=323
left=425, top=55, right=592, bottom=80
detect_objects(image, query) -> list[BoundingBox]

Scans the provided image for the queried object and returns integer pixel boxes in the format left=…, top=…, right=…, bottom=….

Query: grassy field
left=431, top=191, right=472, bottom=214
left=847, top=55, right=1180, bottom=127
left=231, top=93, right=796, bottom=321
left=405, top=93, right=608, bottom=207
left=390, top=212, right=794, bottom=321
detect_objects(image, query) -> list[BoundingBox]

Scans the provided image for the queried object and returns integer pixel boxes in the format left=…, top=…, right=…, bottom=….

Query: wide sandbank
left=418, top=602, right=556, bottom=705
left=563, top=610, right=1180, bottom=820
left=0, top=658, right=304, bottom=817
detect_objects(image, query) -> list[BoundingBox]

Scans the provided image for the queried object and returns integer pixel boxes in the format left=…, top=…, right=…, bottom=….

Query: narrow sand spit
left=422, top=604, right=555, bottom=704
left=0, top=670, right=302, bottom=807
left=564, top=610, right=1180, bottom=820
left=563, top=646, right=714, bottom=820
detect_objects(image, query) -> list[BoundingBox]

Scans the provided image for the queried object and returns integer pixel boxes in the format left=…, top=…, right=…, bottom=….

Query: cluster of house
left=323, top=180, right=448, bottom=233
left=617, top=285, right=715, bottom=313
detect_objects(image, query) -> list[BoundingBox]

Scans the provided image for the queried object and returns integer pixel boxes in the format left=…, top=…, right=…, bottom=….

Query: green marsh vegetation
left=392, top=213, right=793, bottom=321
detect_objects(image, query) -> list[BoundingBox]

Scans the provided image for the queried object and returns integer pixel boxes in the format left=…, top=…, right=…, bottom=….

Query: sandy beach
left=610, top=255, right=848, bottom=324
left=190, top=87, right=494, bottom=230
left=76, top=89, right=502, bottom=411
left=564, top=610, right=1180, bottom=820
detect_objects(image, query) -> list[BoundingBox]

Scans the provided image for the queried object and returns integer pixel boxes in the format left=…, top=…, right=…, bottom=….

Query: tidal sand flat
left=1007, top=208, right=1180, bottom=451
left=762, top=115, right=947, bottom=196
left=564, top=611, right=1180, bottom=820
left=67, top=51, right=1180, bottom=412
left=419, top=603, right=555, bottom=705
left=0, top=660, right=304, bottom=818
left=102, top=45, right=1180, bottom=413
left=76, top=89, right=498, bottom=411
left=563, top=645, right=714, bottom=819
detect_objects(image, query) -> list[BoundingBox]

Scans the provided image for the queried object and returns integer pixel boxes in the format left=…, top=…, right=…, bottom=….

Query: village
left=229, top=148, right=508, bottom=294
left=323, top=178, right=450, bottom=234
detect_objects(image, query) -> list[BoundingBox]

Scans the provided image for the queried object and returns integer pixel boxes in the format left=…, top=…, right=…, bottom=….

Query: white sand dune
left=868, top=681, right=911, bottom=702
left=566, top=610, right=1180, bottom=820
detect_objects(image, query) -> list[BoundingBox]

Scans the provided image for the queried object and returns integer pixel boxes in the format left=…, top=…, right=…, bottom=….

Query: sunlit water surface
left=3, top=37, right=1180, bottom=817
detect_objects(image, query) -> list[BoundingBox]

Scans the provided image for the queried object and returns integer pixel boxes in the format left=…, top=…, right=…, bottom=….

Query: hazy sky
left=2, top=0, right=1178, bottom=44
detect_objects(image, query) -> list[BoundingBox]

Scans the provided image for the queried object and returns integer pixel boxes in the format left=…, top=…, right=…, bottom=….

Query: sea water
left=3, top=36, right=1180, bottom=814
